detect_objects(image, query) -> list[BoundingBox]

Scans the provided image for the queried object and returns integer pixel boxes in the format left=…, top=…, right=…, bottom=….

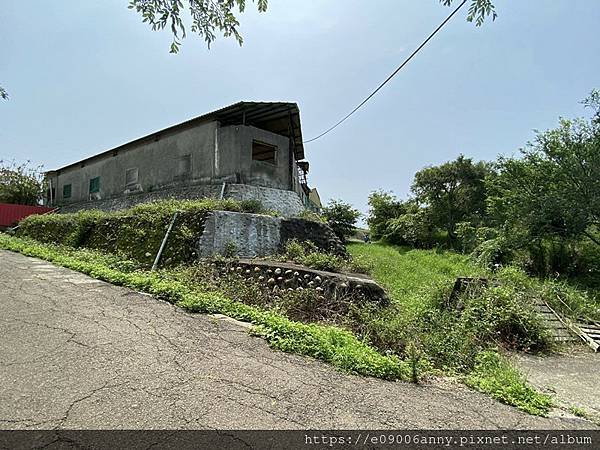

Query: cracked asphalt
left=0, top=250, right=595, bottom=430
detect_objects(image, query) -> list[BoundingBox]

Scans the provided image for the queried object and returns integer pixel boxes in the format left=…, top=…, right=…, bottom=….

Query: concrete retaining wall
left=196, top=211, right=345, bottom=258
left=197, top=211, right=282, bottom=258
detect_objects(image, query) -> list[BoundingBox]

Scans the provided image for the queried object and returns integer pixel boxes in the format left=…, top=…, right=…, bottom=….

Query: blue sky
left=1, top=0, right=599, bottom=219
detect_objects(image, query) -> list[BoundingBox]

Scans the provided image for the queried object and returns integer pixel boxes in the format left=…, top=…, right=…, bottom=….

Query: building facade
left=45, top=102, right=320, bottom=216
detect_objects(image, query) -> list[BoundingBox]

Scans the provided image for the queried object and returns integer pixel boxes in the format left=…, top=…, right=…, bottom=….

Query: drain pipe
left=151, top=212, right=179, bottom=271
left=219, top=182, right=227, bottom=200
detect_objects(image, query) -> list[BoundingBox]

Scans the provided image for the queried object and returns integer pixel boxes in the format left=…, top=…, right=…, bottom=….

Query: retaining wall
left=196, top=211, right=346, bottom=258
left=215, top=259, right=389, bottom=306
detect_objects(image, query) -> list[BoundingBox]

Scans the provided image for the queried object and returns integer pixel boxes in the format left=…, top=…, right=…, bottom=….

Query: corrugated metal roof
left=48, top=101, right=305, bottom=174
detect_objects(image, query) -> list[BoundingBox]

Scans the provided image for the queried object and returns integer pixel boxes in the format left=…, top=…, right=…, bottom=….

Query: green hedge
left=16, top=199, right=253, bottom=267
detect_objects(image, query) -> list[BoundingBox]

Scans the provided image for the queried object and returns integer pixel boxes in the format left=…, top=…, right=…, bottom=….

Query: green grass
left=569, top=405, right=590, bottom=419
left=347, top=242, right=557, bottom=416
left=347, top=242, right=487, bottom=313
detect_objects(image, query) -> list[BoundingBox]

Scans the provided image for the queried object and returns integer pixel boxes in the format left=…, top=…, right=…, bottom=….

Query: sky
left=1, top=0, right=599, bottom=221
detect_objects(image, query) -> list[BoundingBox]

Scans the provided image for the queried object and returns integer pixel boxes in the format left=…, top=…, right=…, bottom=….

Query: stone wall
left=224, top=184, right=304, bottom=217
left=195, top=211, right=345, bottom=258
left=58, top=183, right=304, bottom=217
left=215, top=259, right=389, bottom=306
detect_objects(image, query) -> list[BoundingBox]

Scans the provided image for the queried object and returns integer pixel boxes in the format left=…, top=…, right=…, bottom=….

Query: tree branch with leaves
left=129, top=1, right=496, bottom=54
left=129, top=0, right=268, bottom=53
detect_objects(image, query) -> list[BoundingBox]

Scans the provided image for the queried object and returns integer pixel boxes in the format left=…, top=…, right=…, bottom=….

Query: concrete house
left=45, top=102, right=320, bottom=216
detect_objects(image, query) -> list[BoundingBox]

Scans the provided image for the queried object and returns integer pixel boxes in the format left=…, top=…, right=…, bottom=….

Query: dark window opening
left=89, top=177, right=100, bottom=194
left=125, top=167, right=139, bottom=186
left=252, top=141, right=277, bottom=164
left=46, top=187, right=56, bottom=204
left=62, top=184, right=72, bottom=199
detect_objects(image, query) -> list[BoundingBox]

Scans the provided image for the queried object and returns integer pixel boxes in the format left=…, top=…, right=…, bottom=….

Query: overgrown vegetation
left=321, top=199, right=361, bottom=243
left=466, top=351, right=554, bottom=416
left=15, top=198, right=266, bottom=267
left=343, top=241, right=599, bottom=416
left=0, top=159, right=45, bottom=205
left=278, top=239, right=371, bottom=274
left=366, top=91, right=600, bottom=298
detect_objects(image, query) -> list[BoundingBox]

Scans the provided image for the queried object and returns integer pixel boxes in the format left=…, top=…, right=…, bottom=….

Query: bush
left=239, top=199, right=263, bottom=214
left=385, top=210, right=433, bottom=248
left=301, top=252, right=345, bottom=272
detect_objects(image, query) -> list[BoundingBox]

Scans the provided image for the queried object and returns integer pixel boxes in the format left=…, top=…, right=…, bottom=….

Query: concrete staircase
left=533, top=299, right=577, bottom=343
left=533, top=298, right=600, bottom=352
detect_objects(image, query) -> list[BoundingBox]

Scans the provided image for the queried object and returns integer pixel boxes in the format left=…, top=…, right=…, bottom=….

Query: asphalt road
left=0, top=250, right=594, bottom=430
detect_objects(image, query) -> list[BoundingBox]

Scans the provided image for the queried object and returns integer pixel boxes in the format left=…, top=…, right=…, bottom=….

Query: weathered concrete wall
left=57, top=183, right=305, bottom=217
left=197, top=211, right=282, bottom=258
left=217, top=125, right=294, bottom=191
left=47, top=122, right=304, bottom=209
left=196, top=211, right=346, bottom=258
left=50, top=121, right=218, bottom=204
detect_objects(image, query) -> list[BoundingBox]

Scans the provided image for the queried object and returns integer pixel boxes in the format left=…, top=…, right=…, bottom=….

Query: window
left=62, top=184, right=72, bottom=199
left=252, top=141, right=277, bottom=164
left=89, top=177, right=100, bottom=194
left=125, top=167, right=139, bottom=186
left=177, top=154, right=191, bottom=177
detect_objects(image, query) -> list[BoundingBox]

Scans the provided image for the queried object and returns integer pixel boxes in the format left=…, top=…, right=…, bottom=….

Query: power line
left=303, top=0, right=467, bottom=144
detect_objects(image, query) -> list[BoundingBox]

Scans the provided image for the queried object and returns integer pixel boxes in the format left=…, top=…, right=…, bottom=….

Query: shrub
left=239, top=199, right=263, bottom=214
left=281, top=239, right=348, bottom=273
left=385, top=210, right=434, bottom=248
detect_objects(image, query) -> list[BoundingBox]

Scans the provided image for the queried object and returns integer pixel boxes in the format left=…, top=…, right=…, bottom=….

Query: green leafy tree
left=489, top=94, right=600, bottom=249
left=0, top=160, right=45, bottom=205
left=583, top=88, right=600, bottom=124
left=322, top=199, right=361, bottom=243
left=411, top=155, right=491, bottom=242
left=367, top=191, right=410, bottom=241
left=385, top=207, right=434, bottom=248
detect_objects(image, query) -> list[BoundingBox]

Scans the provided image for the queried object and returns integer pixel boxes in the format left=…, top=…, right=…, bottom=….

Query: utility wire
left=303, top=0, right=467, bottom=144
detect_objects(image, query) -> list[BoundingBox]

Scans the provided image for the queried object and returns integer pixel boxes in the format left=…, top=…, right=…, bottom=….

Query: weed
left=569, top=405, right=590, bottom=419
left=466, top=351, right=554, bottom=416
